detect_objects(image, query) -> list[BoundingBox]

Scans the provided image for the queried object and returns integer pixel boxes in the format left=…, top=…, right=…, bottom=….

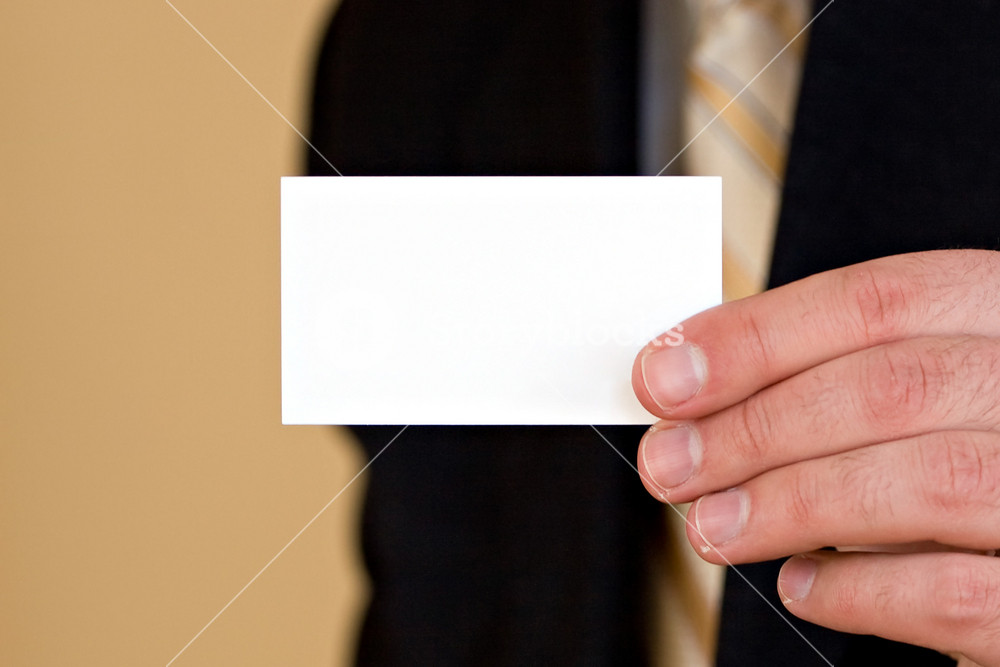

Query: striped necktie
left=652, top=4, right=811, bottom=666
left=684, top=0, right=809, bottom=300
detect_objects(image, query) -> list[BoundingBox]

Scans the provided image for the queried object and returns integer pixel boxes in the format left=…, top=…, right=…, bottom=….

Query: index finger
left=632, top=249, right=1000, bottom=419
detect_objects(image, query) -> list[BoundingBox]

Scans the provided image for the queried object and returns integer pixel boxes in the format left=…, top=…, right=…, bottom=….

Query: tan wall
left=0, top=2, right=370, bottom=665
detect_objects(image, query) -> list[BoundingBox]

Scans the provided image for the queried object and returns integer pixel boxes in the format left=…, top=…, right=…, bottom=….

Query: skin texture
left=633, top=249, right=1000, bottom=666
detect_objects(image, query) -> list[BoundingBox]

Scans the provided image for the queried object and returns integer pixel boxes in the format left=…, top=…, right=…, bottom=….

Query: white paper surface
left=281, top=176, right=720, bottom=425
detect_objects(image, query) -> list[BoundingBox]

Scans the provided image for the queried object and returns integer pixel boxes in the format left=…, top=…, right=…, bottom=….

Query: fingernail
left=641, top=343, right=706, bottom=410
left=694, top=489, right=748, bottom=547
left=778, top=556, right=817, bottom=602
left=641, top=426, right=701, bottom=489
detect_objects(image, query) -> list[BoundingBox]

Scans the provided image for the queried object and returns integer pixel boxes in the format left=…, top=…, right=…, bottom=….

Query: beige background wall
left=0, top=1, right=370, bottom=665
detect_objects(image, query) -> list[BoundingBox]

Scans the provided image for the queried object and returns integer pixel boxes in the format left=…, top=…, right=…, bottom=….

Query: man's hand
left=632, top=250, right=1000, bottom=665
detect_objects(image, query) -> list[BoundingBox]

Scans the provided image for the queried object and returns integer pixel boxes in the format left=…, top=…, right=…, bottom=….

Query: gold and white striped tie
left=654, top=5, right=811, bottom=667
left=684, top=0, right=810, bottom=301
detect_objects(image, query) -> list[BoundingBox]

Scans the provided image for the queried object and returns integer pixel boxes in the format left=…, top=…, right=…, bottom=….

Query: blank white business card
left=281, top=176, right=720, bottom=425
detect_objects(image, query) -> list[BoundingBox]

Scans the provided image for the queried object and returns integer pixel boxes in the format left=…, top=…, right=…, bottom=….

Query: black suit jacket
left=308, top=1, right=999, bottom=665
left=717, top=3, right=999, bottom=666
left=310, top=3, right=662, bottom=666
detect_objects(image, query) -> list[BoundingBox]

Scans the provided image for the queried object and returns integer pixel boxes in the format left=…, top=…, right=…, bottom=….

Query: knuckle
left=834, top=450, right=893, bottom=527
left=919, top=435, right=999, bottom=517
left=871, top=578, right=898, bottom=616
left=830, top=576, right=862, bottom=617
left=826, top=566, right=905, bottom=626
left=842, top=264, right=914, bottom=345
left=858, top=344, right=944, bottom=434
left=784, top=468, right=820, bottom=528
left=932, top=558, right=1000, bottom=631
left=962, top=338, right=1000, bottom=425
left=734, top=397, right=774, bottom=471
left=734, top=307, right=777, bottom=377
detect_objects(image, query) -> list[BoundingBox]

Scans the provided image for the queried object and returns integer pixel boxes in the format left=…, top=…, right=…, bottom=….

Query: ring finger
left=684, top=430, right=1000, bottom=564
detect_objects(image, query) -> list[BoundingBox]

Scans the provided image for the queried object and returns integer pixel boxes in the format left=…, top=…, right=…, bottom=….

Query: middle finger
left=685, top=430, right=1000, bottom=564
